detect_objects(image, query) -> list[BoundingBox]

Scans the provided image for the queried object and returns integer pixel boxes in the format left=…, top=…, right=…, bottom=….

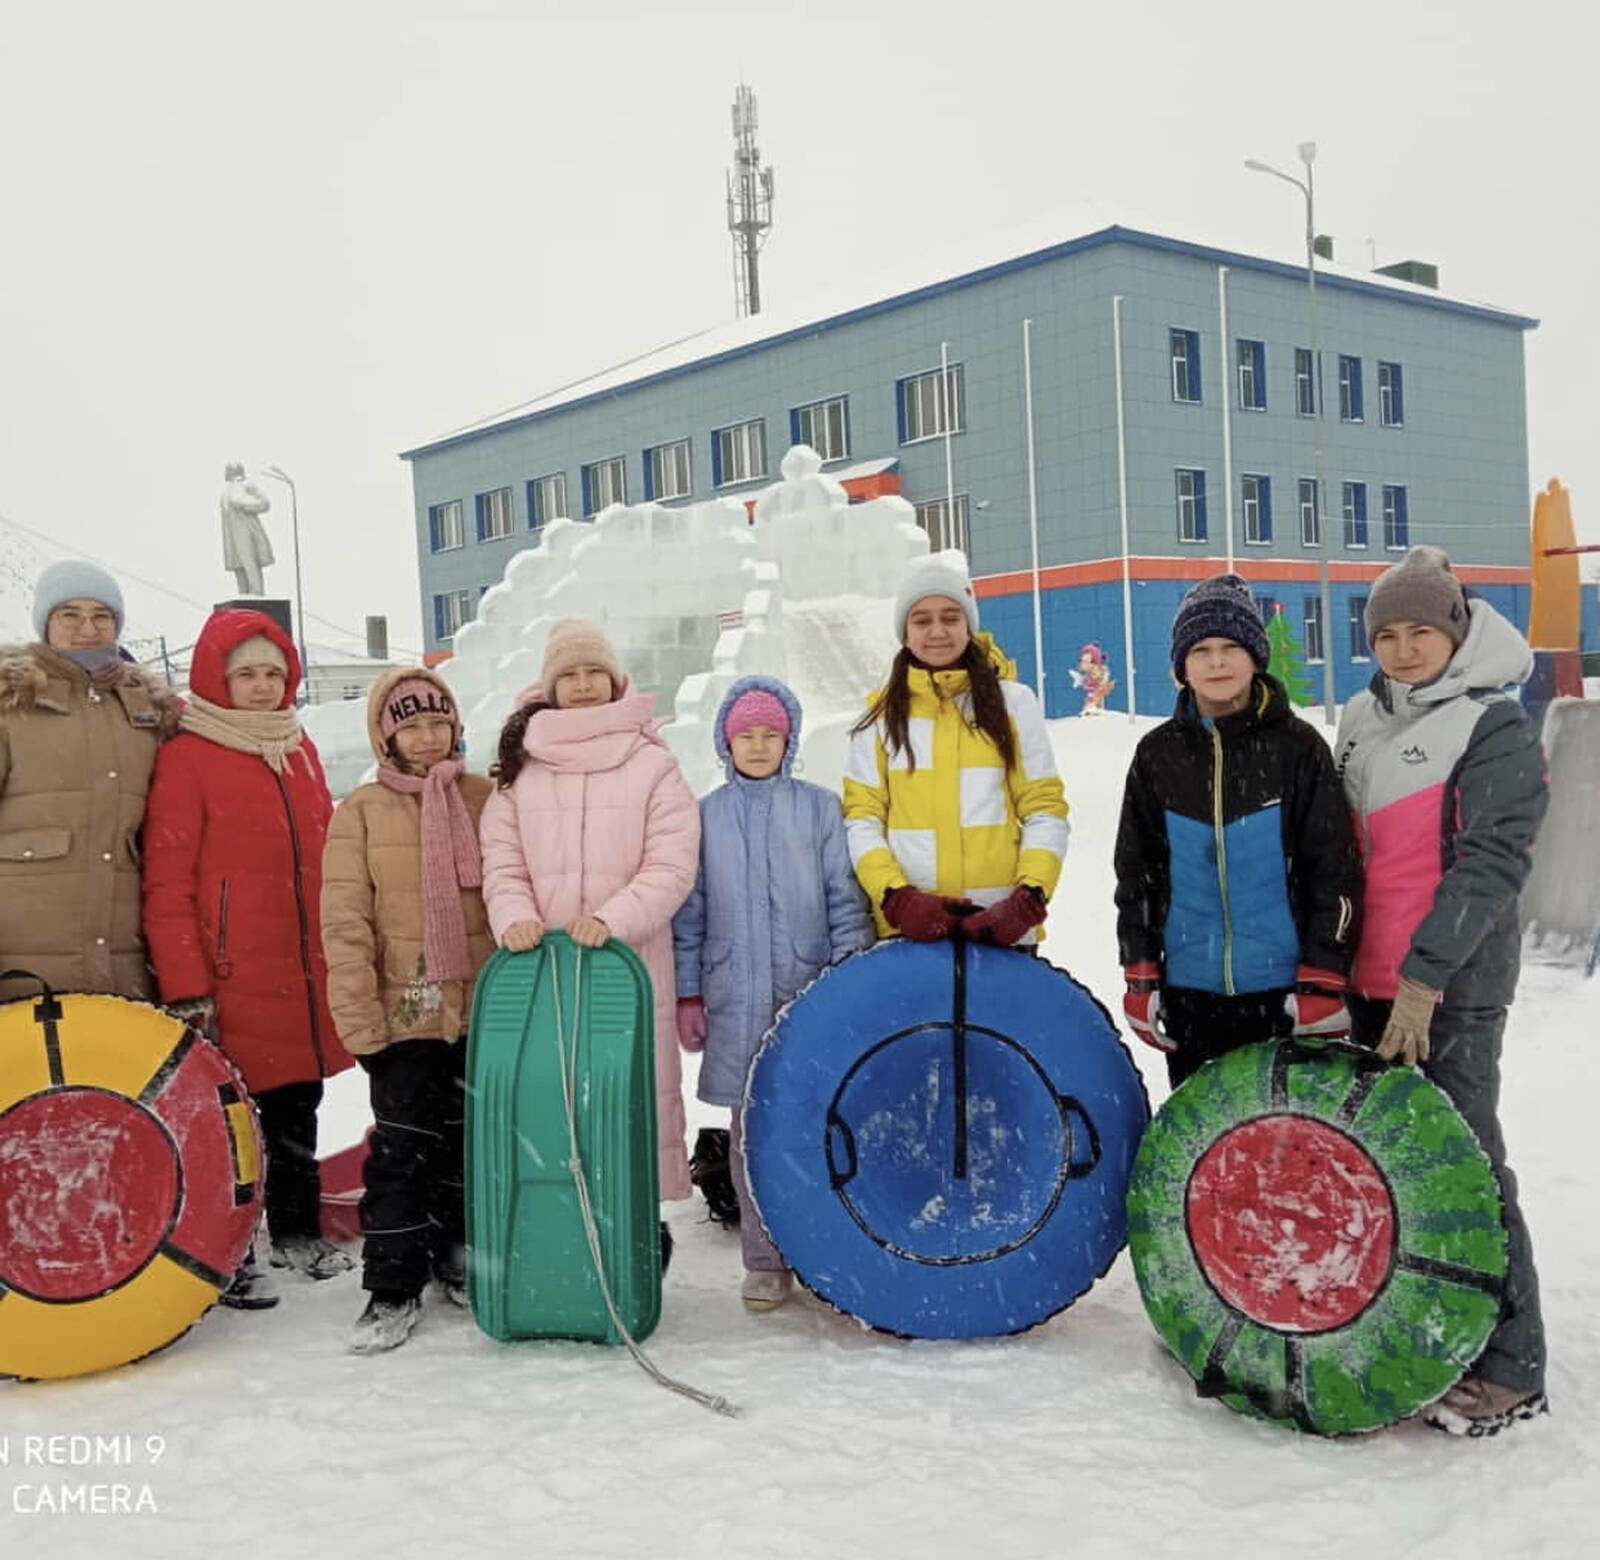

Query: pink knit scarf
left=376, top=759, right=483, bottom=982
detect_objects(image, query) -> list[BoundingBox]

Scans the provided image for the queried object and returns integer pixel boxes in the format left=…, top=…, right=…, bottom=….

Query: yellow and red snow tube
left=0, top=977, right=264, bottom=1380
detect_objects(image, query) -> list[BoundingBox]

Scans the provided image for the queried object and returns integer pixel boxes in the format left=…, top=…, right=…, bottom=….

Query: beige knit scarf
left=180, top=693, right=305, bottom=774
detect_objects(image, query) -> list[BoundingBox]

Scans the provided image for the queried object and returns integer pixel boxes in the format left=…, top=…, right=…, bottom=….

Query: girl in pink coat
left=479, top=620, right=700, bottom=1234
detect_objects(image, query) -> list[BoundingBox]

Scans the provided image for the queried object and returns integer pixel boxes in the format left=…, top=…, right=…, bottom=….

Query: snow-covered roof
left=401, top=205, right=1535, bottom=460
left=303, top=640, right=404, bottom=669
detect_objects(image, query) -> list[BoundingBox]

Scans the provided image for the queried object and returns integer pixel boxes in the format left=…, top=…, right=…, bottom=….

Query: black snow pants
left=1350, top=996, right=1546, bottom=1395
left=358, top=1039, right=467, bottom=1298
left=1159, top=986, right=1293, bottom=1089
left=256, top=1080, right=325, bottom=1243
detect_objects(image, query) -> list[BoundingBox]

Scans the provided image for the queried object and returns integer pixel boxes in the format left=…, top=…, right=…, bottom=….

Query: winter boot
left=349, top=1291, right=424, bottom=1355
left=217, top=1250, right=280, bottom=1310
left=433, top=1246, right=469, bottom=1308
left=689, top=1127, right=741, bottom=1227
left=660, top=1221, right=674, bottom=1276
left=741, top=1269, right=793, bottom=1312
left=271, top=1234, right=357, bottom=1281
left=1422, top=1376, right=1549, bottom=1437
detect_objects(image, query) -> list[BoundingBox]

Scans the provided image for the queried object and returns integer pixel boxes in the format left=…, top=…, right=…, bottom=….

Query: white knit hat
left=225, top=634, right=289, bottom=677
left=893, top=551, right=980, bottom=643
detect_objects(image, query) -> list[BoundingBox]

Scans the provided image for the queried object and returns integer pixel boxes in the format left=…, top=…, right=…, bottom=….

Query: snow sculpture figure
left=220, top=463, right=275, bottom=596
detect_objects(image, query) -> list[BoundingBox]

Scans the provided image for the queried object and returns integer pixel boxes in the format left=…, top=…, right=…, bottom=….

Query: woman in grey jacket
left=673, top=676, right=875, bottom=1310
left=1337, top=546, right=1549, bottom=1437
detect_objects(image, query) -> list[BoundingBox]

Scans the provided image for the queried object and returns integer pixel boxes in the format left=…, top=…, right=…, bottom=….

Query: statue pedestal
left=215, top=597, right=293, bottom=640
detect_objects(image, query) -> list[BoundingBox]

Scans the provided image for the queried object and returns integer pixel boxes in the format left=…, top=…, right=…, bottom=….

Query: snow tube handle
left=824, top=1107, right=858, bottom=1189
left=1, top=968, right=62, bottom=1025
left=1059, top=1094, right=1103, bottom=1180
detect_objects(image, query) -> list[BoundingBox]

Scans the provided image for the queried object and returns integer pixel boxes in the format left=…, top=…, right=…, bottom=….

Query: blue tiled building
left=402, top=222, right=1571, bottom=713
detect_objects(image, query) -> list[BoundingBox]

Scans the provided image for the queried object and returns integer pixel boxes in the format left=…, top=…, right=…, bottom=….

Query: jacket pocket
left=214, top=878, right=234, bottom=979
left=701, top=939, right=735, bottom=1002
left=0, top=826, right=71, bottom=863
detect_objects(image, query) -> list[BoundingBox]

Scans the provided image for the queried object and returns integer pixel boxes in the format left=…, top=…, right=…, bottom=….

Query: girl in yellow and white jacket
left=843, top=553, right=1069, bottom=947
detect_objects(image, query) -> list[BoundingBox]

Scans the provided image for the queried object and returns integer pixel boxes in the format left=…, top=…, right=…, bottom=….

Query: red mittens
left=960, top=886, right=1048, bottom=947
left=882, top=887, right=969, bottom=943
left=1284, top=965, right=1351, bottom=1039
left=1122, top=961, right=1172, bottom=1053
left=675, top=997, right=707, bottom=1053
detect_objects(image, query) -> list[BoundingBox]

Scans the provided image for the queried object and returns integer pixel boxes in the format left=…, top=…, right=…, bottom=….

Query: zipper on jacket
left=273, top=769, right=329, bottom=1076
left=579, top=774, right=588, bottom=918
left=1211, top=725, right=1235, bottom=996
left=215, top=878, right=234, bottom=979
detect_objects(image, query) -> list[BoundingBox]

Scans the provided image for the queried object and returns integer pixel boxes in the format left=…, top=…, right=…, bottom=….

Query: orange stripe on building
left=973, top=556, right=1529, bottom=598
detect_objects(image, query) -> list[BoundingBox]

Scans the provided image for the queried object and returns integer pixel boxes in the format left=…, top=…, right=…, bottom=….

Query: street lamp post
left=1245, top=143, right=1337, bottom=724
left=258, top=464, right=310, bottom=705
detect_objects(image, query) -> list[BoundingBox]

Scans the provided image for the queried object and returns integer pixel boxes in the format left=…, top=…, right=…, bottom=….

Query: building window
left=711, top=419, right=767, bottom=487
left=643, top=439, right=692, bottom=501
left=1242, top=474, right=1273, bottom=545
left=791, top=396, right=851, bottom=462
left=527, top=472, right=567, bottom=531
left=1175, top=468, right=1208, bottom=543
left=1299, top=478, right=1321, bottom=547
left=1342, top=481, right=1368, bottom=548
left=1236, top=338, right=1266, bottom=411
left=1338, top=355, right=1364, bottom=422
left=914, top=494, right=969, bottom=552
left=1349, top=595, right=1371, bottom=660
left=1304, top=596, right=1325, bottom=663
left=1254, top=593, right=1280, bottom=625
left=1295, top=347, right=1317, bottom=417
left=1378, top=361, right=1405, bottom=427
left=581, top=456, right=627, bottom=516
left=475, top=487, right=514, bottom=542
left=428, top=500, right=464, bottom=553
left=1170, top=329, right=1202, bottom=403
left=898, top=365, right=965, bottom=443
left=1382, top=485, right=1409, bottom=550
left=432, top=589, right=474, bottom=641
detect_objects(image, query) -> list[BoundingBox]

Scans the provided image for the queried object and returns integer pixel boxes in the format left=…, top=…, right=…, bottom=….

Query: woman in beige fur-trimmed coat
left=0, top=561, right=179, bottom=1005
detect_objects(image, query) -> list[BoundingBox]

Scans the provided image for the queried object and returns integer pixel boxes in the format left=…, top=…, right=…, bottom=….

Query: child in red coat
left=143, top=609, right=354, bottom=1307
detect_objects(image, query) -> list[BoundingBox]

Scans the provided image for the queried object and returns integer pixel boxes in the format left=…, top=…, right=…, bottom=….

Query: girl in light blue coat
left=673, top=676, right=875, bottom=1310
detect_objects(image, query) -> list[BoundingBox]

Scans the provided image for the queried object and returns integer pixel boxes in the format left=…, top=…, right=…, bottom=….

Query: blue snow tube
left=744, top=939, right=1149, bottom=1338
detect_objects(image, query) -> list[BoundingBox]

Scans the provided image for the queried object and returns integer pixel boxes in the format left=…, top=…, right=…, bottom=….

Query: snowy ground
left=4, top=712, right=1593, bottom=1560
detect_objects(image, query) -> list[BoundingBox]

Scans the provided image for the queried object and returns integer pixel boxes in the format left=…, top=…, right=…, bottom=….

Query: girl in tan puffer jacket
left=321, top=667, right=494, bottom=1354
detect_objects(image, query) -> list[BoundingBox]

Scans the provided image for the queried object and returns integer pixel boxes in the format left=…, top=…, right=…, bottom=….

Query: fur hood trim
left=0, top=641, right=182, bottom=735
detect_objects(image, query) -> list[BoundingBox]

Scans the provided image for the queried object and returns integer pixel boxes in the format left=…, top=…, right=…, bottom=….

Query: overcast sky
left=1, top=0, right=1594, bottom=656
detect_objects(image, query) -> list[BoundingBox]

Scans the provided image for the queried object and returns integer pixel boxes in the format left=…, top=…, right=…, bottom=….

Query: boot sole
left=1422, top=1390, right=1549, bottom=1437
left=217, top=1292, right=281, bottom=1311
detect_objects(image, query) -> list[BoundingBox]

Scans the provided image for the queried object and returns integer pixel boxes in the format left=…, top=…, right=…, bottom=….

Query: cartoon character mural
left=1071, top=641, right=1114, bottom=715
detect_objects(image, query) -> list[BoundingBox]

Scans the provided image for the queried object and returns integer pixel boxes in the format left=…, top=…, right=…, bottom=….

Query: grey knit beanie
left=1365, top=546, right=1468, bottom=647
left=894, top=550, right=980, bottom=642
left=33, top=559, right=125, bottom=641
left=1171, top=573, right=1269, bottom=678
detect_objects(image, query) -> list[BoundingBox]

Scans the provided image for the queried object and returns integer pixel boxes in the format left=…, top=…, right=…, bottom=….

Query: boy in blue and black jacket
left=1114, top=574, right=1361, bottom=1087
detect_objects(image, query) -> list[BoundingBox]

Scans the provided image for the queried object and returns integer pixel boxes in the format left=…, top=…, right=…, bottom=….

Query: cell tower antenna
left=726, top=82, right=775, bottom=317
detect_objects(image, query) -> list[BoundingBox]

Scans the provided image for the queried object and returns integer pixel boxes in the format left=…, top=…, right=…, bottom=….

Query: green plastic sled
left=465, top=935, right=661, bottom=1345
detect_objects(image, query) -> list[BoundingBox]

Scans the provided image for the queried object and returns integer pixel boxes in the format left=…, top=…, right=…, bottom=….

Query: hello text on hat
left=379, top=677, right=457, bottom=741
